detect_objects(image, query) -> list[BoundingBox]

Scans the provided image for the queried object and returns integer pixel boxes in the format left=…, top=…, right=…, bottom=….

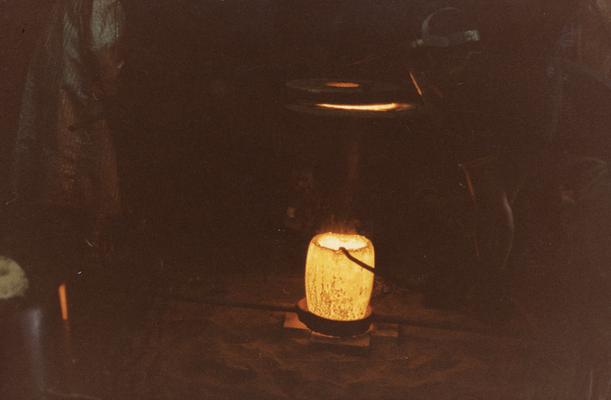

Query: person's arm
left=90, top=0, right=126, bottom=103
left=460, top=156, right=515, bottom=275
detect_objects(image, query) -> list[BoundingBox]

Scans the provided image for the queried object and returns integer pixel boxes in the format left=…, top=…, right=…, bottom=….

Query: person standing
left=9, top=0, right=126, bottom=287
left=545, top=0, right=611, bottom=396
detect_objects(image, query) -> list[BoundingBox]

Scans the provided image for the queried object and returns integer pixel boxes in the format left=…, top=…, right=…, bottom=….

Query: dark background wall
left=0, top=0, right=569, bottom=240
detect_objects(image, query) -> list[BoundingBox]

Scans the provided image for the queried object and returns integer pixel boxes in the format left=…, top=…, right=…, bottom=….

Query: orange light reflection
left=409, top=71, right=423, bottom=97
left=315, top=102, right=412, bottom=112
left=58, top=283, right=69, bottom=321
left=325, top=81, right=361, bottom=89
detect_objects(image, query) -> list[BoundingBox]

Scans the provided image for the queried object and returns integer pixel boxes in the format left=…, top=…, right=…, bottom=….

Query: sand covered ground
left=10, top=261, right=580, bottom=400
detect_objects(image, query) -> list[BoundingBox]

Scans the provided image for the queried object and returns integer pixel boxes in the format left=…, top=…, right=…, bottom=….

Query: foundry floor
left=0, top=233, right=599, bottom=400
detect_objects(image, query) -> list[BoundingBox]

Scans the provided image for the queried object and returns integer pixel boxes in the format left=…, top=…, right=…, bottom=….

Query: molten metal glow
left=317, top=234, right=368, bottom=251
left=325, top=81, right=361, bottom=88
left=315, top=102, right=412, bottom=112
left=305, top=233, right=375, bottom=321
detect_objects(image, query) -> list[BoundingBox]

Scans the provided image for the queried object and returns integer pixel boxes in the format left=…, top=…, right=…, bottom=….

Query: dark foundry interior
left=2, top=1, right=611, bottom=399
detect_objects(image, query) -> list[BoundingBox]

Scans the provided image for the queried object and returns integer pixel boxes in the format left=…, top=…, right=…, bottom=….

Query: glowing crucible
left=305, top=232, right=375, bottom=321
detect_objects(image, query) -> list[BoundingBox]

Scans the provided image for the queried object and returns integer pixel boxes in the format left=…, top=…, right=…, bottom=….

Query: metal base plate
left=295, top=298, right=373, bottom=337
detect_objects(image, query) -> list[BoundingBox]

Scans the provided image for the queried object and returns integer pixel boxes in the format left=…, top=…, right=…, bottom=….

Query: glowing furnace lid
left=285, top=78, right=422, bottom=119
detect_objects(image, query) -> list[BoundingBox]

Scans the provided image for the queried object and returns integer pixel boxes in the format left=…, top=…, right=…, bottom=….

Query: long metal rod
left=339, top=247, right=375, bottom=274
left=154, top=292, right=501, bottom=336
